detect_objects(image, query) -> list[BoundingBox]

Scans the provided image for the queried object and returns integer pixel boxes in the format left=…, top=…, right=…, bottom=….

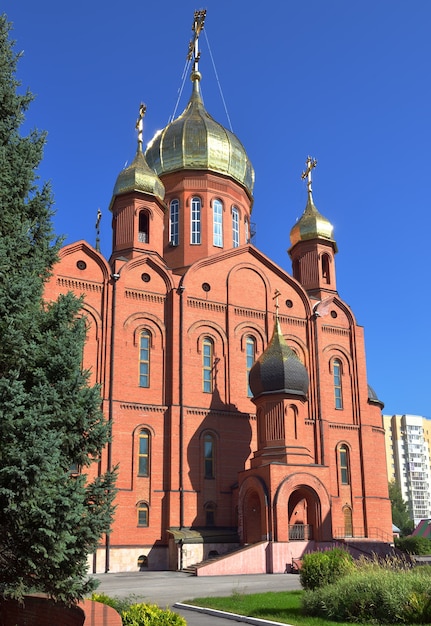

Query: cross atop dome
left=187, top=9, right=207, bottom=73
left=301, top=156, right=317, bottom=195
left=135, top=103, right=146, bottom=153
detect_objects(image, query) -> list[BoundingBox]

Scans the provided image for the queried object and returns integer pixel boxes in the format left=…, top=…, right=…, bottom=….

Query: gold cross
left=273, top=289, right=281, bottom=318
left=301, top=156, right=317, bottom=194
left=135, top=103, right=146, bottom=151
left=187, top=9, right=207, bottom=69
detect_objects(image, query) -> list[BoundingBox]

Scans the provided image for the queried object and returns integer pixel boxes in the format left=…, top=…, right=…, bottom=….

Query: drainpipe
left=105, top=271, right=120, bottom=573
left=177, top=283, right=185, bottom=531
left=312, top=305, right=324, bottom=466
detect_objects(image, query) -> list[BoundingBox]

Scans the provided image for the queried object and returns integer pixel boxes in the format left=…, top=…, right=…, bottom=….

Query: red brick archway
left=273, top=472, right=332, bottom=542
left=243, top=489, right=263, bottom=543
left=287, top=486, right=319, bottom=541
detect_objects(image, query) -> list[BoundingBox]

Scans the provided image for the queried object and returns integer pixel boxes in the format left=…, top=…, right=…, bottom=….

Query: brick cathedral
left=45, top=12, right=392, bottom=574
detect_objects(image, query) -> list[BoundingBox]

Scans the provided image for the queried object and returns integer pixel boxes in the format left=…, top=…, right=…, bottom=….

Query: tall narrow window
left=138, top=429, right=150, bottom=476
left=333, top=359, right=343, bottom=409
left=213, top=199, right=223, bottom=247
left=169, top=199, right=179, bottom=246
left=191, top=196, right=201, bottom=244
left=202, top=337, right=213, bottom=393
left=232, top=206, right=239, bottom=247
left=343, top=505, right=353, bottom=537
left=339, top=444, right=350, bottom=485
left=322, top=253, right=330, bottom=284
left=137, top=502, right=149, bottom=527
left=244, top=219, right=249, bottom=244
left=204, top=433, right=215, bottom=478
left=246, top=335, right=255, bottom=397
left=138, top=210, right=149, bottom=243
left=139, top=330, right=150, bottom=388
left=204, top=501, right=216, bottom=526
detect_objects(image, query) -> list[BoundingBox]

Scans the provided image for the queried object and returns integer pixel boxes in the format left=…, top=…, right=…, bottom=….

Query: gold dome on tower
left=145, top=10, right=254, bottom=197
left=146, top=72, right=254, bottom=196
left=111, top=104, right=165, bottom=204
left=290, top=157, right=336, bottom=248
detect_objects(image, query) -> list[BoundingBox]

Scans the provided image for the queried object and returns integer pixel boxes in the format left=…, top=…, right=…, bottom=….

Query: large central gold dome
left=146, top=71, right=255, bottom=196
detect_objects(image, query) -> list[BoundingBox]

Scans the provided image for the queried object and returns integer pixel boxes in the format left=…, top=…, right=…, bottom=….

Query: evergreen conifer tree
left=0, top=14, right=116, bottom=604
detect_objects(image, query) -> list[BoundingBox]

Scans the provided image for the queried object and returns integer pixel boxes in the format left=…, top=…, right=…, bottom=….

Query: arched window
left=138, top=429, right=150, bottom=476
left=343, top=505, right=353, bottom=537
left=293, top=258, right=301, bottom=282
left=139, top=330, right=151, bottom=388
left=204, top=433, right=215, bottom=479
left=339, top=444, right=350, bottom=485
left=322, top=253, right=330, bottom=284
left=246, top=335, right=255, bottom=397
left=204, top=501, right=216, bottom=526
left=202, top=337, right=213, bottom=393
left=232, top=206, right=240, bottom=247
left=138, top=210, right=149, bottom=243
left=213, top=199, right=223, bottom=247
left=137, top=501, right=149, bottom=527
left=191, top=196, right=201, bottom=244
left=333, top=358, right=343, bottom=409
left=169, top=199, right=179, bottom=246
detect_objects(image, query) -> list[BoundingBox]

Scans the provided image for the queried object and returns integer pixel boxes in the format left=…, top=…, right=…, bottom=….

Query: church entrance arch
left=287, top=486, right=320, bottom=541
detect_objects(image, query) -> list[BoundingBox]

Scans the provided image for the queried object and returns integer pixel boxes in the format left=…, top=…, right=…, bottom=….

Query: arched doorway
left=287, top=487, right=320, bottom=541
left=243, top=490, right=263, bottom=544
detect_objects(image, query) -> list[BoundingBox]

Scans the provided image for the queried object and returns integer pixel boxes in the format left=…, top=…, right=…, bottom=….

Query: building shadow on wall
left=186, top=369, right=253, bottom=549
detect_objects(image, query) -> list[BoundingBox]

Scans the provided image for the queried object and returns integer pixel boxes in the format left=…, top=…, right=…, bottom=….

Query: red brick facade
left=44, top=63, right=392, bottom=574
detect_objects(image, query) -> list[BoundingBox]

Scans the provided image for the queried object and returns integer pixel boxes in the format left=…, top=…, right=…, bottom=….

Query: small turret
left=289, top=157, right=338, bottom=299
left=109, top=104, right=166, bottom=262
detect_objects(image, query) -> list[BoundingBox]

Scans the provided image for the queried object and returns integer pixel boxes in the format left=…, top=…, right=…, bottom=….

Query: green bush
left=395, top=535, right=431, bottom=555
left=299, top=547, right=354, bottom=591
left=91, top=593, right=186, bottom=626
left=122, top=603, right=186, bottom=626
left=302, top=568, right=431, bottom=624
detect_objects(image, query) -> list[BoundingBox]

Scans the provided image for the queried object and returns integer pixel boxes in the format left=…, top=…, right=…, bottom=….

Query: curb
left=174, top=602, right=294, bottom=626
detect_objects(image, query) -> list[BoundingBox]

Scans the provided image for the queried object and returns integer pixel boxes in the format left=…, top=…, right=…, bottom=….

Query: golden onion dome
left=112, top=149, right=165, bottom=203
left=145, top=71, right=255, bottom=196
left=290, top=192, right=335, bottom=248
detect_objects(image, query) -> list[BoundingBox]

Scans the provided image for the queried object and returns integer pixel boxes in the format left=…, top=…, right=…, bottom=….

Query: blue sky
left=3, top=0, right=430, bottom=418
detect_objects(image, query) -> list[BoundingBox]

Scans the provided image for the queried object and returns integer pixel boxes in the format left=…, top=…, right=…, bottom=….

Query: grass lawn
left=183, top=590, right=354, bottom=626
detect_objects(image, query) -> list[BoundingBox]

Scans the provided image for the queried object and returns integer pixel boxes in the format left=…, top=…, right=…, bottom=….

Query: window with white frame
left=232, top=206, right=239, bottom=247
left=202, top=337, right=214, bottom=393
left=191, top=197, right=201, bottom=244
left=244, top=218, right=249, bottom=244
left=246, top=335, right=255, bottom=397
left=169, top=199, right=179, bottom=246
left=213, top=199, right=223, bottom=247
left=139, top=330, right=150, bottom=388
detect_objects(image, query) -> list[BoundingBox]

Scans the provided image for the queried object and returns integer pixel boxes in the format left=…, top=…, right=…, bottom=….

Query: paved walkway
left=93, top=571, right=302, bottom=625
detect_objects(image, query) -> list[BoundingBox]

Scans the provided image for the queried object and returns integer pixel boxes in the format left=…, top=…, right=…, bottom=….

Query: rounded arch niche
left=274, top=473, right=332, bottom=542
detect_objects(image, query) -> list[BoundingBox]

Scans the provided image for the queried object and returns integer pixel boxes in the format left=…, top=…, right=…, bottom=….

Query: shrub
left=91, top=593, right=186, bottom=626
left=299, top=547, right=354, bottom=591
left=395, top=535, right=431, bottom=555
left=91, top=592, right=124, bottom=612
left=302, top=567, right=431, bottom=624
left=122, top=603, right=186, bottom=626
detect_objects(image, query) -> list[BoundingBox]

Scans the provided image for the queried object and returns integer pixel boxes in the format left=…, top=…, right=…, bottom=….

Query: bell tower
left=289, top=157, right=338, bottom=300
left=109, top=104, right=166, bottom=263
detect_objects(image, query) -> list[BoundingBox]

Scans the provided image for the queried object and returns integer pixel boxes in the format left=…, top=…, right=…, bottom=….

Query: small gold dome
left=290, top=194, right=335, bottom=248
left=112, top=149, right=165, bottom=203
left=146, top=73, right=254, bottom=196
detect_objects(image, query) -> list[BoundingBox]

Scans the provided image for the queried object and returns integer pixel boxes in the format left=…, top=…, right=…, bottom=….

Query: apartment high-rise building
left=384, top=414, right=431, bottom=526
